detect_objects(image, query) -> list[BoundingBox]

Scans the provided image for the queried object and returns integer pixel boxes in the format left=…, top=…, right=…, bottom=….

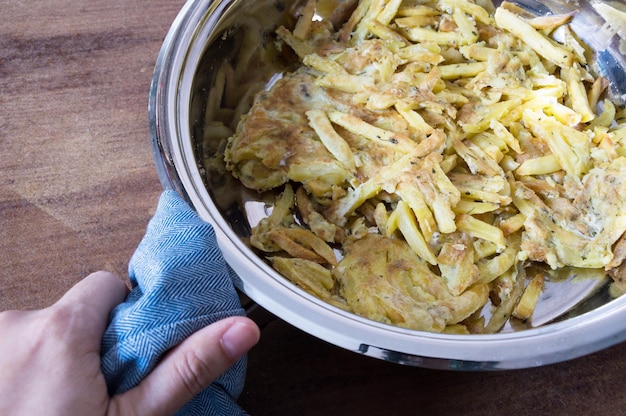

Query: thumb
left=107, top=316, right=260, bottom=416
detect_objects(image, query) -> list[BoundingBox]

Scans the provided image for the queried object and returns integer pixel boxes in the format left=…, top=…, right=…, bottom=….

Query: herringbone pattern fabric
left=101, top=191, right=248, bottom=415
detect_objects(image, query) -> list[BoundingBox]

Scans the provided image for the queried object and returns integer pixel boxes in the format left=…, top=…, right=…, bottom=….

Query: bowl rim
left=149, top=0, right=626, bottom=370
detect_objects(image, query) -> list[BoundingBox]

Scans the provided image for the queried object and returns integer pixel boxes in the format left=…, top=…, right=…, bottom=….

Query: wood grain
left=2, top=1, right=626, bottom=415
left=0, top=0, right=182, bottom=309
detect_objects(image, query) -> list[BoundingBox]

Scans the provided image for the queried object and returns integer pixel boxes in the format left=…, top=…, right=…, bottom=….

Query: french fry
left=374, top=202, right=390, bottom=236
left=326, top=154, right=414, bottom=224
left=494, top=7, right=574, bottom=68
left=456, top=214, right=506, bottom=251
left=395, top=101, right=435, bottom=135
left=484, top=266, right=526, bottom=333
left=328, top=111, right=418, bottom=154
left=453, top=199, right=501, bottom=215
left=376, top=0, right=403, bottom=26
left=527, top=12, right=573, bottom=31
left=395, top=43, right=443, bottom=66
left=292, top=0, right=317, bottom=40
left=588, top=77, right=609, bottom=111
left=522, top=109, right=590, bottom=178
left=451, top=7, right=479, bottom=44
left=452, top=139, right=506, bottom=176
left=440, top=0, right=493, bottom=24
left=564, top=66, right=596, bottom=123
left=401, top=26, right=466, bottom=45
left=395, top=14, right=438, bottom=28
left=295, top=186, right=344, bottom=243
left=498, top=213, right=526, bottom=236
left=303, top=54, right=348, bottom=75
left=460, top=99, right=523, bottom=134
left=394, top=200, right=437, bottom=265
left=435, top=284, right=490, bottom=325
left=512, top=273, right=545, bottom=321
left=268, top=227, right=338, bottom=265
left=490, top=120, right=522, bottom=153
left=442, top=324, right=470, bottom=334
left=520, top=97, right=582, bottom=127
left=438, top=62, right=488, bottom=80
left=589, top=99, right=616, bottom=130
left=352, top=0, right=386, bottom=43
left=396, top=5, right=440, bottom=17
left=266, top=184, right=295, bottom=226
left=366, top=19, right=408, bottom=44
left=288, top=160, right=352, bottom=187
left=395, top=181, right=437, bottom=241
left=476, top=243, right=519, bottom=285
left=276, top=25, right=314, bottom=58
left=459, top=44, right=499, bottom=62
left=316, top=74, right=376, bottom=93
left=437, top=233, right=478, bottom=296
left=307, top=110, right=357, bottom=172
left=270, top=257, right=334, bottom=299
left=515, top=154, right=561, bottom=176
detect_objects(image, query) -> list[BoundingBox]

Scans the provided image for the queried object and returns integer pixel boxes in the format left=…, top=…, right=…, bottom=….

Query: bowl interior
left=165, top=0, right=626, bottom=368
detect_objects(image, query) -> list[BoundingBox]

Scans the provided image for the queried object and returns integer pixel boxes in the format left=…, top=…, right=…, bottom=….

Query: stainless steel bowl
left=150, top=0, right=626, bottom=369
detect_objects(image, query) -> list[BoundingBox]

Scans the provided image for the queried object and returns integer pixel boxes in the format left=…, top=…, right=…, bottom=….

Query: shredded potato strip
left=328, top=111, right=419, bottom=154
left=494, top=7, right=574, bottom=68
left=327, top=154, right=414, bottom=224
left=307, top=110, right=357, bottom=173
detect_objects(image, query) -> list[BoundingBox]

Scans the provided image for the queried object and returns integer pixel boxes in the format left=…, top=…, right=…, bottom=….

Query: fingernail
left=220, top=321, right=258, bottom=359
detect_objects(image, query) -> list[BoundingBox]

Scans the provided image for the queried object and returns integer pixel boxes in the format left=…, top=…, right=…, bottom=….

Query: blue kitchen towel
left=100, top=190, right=248, bottom=416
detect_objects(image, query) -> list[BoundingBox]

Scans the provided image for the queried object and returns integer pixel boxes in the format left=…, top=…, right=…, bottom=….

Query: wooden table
left=2, top=1, right=626, bottom=415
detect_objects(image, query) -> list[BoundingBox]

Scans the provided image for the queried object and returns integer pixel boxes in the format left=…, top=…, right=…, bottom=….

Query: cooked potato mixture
left=218, top=0, right=626, bottom=333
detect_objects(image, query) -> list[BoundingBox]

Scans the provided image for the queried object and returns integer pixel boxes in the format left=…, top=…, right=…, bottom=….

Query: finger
left=57, top=270, right=128, bottom=310
left=54, top=271, right=128, bottom=334
left=110, top=316, right=260, bottom=416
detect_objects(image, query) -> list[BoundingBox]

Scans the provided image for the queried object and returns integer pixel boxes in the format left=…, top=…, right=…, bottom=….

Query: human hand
left=0, top=271, right=260, bottom=416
